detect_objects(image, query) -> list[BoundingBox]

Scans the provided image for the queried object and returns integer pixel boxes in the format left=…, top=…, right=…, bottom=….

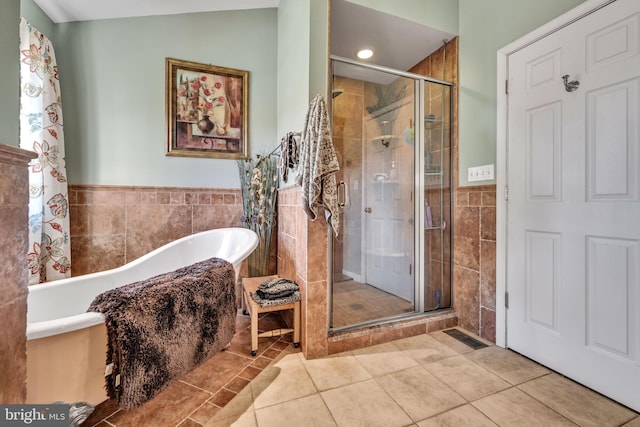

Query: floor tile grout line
left=176, top=379, right=216, bottom=397
left=176, top=348, right=280, bottom=427
left=95, top=408, right=121, bottom=427
left=185, top=417, right=204, bottom=427
left=513, top=378, right=615, bottom=427
left=182, top=397, right=220, bottom=425
left=410, top=401, right=470, bottom=425
left=467, top=383, right=581, bottom=427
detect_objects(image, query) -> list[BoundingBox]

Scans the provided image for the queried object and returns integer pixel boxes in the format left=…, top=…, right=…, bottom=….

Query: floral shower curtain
left=19, top=18, right=71, bottom=284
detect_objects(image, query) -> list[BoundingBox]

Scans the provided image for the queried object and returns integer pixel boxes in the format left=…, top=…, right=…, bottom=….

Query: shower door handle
left=337, top=181, right=348, bottom=208
left=364, top=207, right=372, bottom=213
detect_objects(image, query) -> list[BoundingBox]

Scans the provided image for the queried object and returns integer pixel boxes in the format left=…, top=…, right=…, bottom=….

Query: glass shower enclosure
left=329, top=56, right=452, bottom=331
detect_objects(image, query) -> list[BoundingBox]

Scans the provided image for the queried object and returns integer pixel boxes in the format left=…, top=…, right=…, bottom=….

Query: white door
left=507, top=0, right=640, bottom=411
left=364, top=134, right=414, bottom=301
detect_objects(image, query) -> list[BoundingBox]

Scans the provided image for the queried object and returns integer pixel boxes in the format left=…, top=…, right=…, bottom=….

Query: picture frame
left=166, top=58, right=248, bottom=159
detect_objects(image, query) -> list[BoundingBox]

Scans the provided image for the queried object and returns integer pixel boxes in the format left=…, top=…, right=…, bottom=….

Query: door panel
left=586, top=78, right=638, bottom=200
left=507, top=0, right=640, bottom=411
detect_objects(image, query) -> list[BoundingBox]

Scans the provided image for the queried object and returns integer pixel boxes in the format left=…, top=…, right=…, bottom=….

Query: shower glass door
left=423, top=82, right=452, bottom=311
left=330, top=59, right=417, bottom=329
left=329, top=57, right=453, bottom=332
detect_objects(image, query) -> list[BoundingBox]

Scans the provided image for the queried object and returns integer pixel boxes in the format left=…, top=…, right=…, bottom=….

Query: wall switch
left=468, top=164, right=495, bottom=182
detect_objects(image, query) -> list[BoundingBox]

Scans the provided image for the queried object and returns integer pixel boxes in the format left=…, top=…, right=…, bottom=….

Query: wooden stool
left=242, top=275, right=301, bottom=356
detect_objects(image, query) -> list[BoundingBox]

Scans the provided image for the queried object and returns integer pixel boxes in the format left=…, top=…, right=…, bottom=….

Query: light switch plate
left=468, top=164, right=495, bottom=182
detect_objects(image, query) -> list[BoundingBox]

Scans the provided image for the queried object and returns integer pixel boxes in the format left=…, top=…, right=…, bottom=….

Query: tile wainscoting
left=454, top=185, right=497, bottom=342
left=68, top=185, right=244, bottom=277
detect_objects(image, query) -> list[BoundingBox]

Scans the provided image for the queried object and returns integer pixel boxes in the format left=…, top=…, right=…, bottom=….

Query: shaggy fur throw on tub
left=87, top=257, right=236, bottom=409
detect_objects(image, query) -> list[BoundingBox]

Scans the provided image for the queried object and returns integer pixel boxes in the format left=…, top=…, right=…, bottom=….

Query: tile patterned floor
left=83, top=312, right=299, bottom=427
left=205, top=328, right=640, bottom=427
left=84, top=319, right=640, bottom=427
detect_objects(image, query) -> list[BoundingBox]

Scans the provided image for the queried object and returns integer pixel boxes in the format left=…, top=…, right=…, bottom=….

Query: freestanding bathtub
left=26, top=227, right=258, bottom=405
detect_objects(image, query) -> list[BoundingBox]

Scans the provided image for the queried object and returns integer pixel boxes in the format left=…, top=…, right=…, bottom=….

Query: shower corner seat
left=242, top=275, right=301, bottom=356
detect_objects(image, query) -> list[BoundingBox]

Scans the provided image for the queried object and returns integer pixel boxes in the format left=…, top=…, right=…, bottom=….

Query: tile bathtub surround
left=205, top=328, right=639, bottom=427
left=0, top=144, right=37, bottom=404
left=68, top=184, right=244, bottom=275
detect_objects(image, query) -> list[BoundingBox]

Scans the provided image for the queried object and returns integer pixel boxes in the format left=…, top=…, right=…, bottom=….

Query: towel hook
left=562, top=75, right=580, bottom=92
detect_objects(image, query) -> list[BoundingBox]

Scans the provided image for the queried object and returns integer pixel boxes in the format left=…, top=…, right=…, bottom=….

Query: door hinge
left=504, top=186, right=509, bottom=201
left=505, top=79, right=509, bottom=95
left=505, top=292, right=509, bottom=309
left=409, top=264, right=412, bottom=275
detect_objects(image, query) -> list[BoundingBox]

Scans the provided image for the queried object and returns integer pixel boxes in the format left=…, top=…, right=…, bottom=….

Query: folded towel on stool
left=251, top=278, right=301, bottom=308
left=256, top=278, right=299, bottom=300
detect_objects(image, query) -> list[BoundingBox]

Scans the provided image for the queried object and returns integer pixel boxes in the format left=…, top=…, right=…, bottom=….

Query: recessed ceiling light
left=357, top=49, right=373, bottom=59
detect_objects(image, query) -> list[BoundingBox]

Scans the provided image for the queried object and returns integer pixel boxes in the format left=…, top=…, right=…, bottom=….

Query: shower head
left=332, top=88, right=344, bottom=98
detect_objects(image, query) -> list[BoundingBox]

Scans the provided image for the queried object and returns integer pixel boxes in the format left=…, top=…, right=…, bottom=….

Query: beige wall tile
left=0, top=207, right=29, bottom=304
left=125, top=204, right=193, bottom=261
left=0, top=299, right=27, bottom=404
left=70, top=235, right=125, bottom=276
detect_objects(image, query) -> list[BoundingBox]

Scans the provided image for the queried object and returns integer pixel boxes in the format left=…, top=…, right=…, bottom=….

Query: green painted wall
left=458, top=0, right=586, bottom=186
left=54, top=9, right=277, bottom=188
left=345, top=0, right=459, bottom=34
left=12, top=0, right=592, bottom=189
left=309, top=0, right=330, bottom=100
left=276, top=0, right=329, bottom=187
left=0, top=0, right=20, bottom=147
left=20, top=0, right=55, bottom=40
left=277, top=0, right=311, bottom=142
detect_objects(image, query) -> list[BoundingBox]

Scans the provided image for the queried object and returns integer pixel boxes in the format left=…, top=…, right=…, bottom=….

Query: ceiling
left=330, top=0, right=455, bottom=74
left=34, top=0, right=455, bottom=75
left=33, top=0, right=280, bottom=23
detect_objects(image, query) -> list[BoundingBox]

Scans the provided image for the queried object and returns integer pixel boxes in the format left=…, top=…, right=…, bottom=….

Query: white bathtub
left=26, top=227, right=258, bottom=404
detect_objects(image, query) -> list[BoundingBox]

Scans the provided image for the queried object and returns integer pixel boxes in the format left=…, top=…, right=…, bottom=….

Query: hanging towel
left=279, top=131, right=299, bottom=181
left=296, top=94, right=341, bottom=236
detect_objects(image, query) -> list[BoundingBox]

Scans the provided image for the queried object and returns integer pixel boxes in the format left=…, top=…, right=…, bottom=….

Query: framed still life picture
left=166, top=58, right=248, bottom=159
